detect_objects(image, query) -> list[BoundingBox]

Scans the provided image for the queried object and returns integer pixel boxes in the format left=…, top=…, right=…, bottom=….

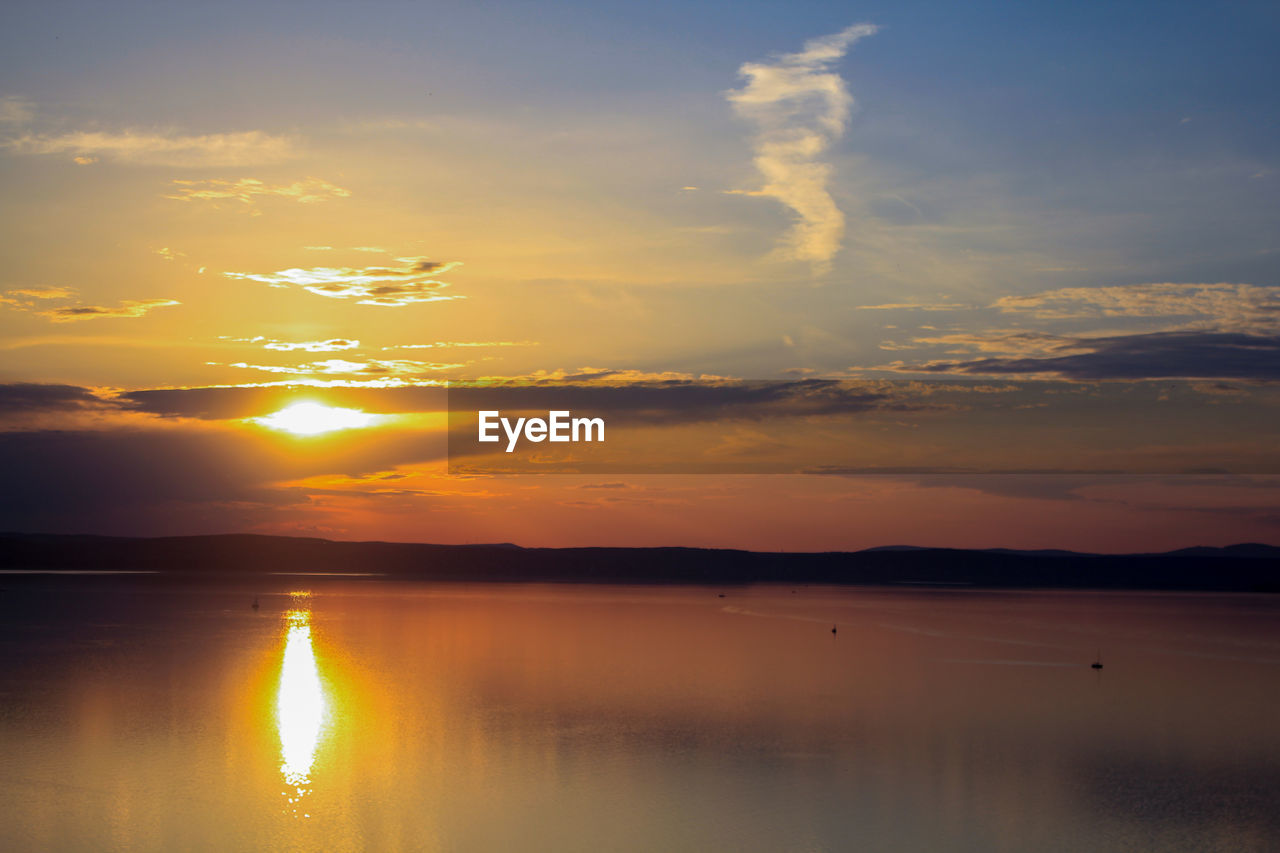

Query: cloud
left=486, top=367, right=728, bottom=383
left=0, top=428, right=288, bottom=516
left=115, top=378, right=925, bottom=424
left=302, top=246, right=388, bottom=253
left=907, top=331, right=1280, bottom=380
left=7, top=129, right=297, bottom=166
left=37, top=298, right=181, bottom=323
left=0, top=95, right=33, bottom=125
left=223, top=358, right=464, bottom=377
left=869, top=283, right=1280, bottom=379
left=993, top=283, right=1280, bottom=333
left=0, top=286, right=76, bottom=307
left=82, top=378, right=1280, bottom=482
left=165, top=177, right=351, bottom=206
left=382, top=340, right=538, bottom=351
left=445, top=377, right=948, bottom=430
left=224, top=257, right=462, bottom=306
left=218, top=336, right=362, bottom=352
left=0, top=383, right=112, bottom=414
left=265, top=339, right=361, bottom=353
left=906, top=331, right=1097, bottom=356
left=858, top=285, right=1280, bottom=334
left=0, top=382, right=125, bottom=430
left=857, top=302, right=970, bottom=311
left=3, top=287, right=179, bottom=322
left=116, top=385, right=440, bottom=420
left=0, top=423, right=448, bottom=533
left=726, top=23, right=877, bottom=273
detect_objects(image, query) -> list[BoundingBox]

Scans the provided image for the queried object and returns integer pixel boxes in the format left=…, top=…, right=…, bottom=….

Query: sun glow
left=256, top=402, right=374, bottom=435
left=278, top=606, right=326, bottom=811
left=277, top=604, right=327, bottom=809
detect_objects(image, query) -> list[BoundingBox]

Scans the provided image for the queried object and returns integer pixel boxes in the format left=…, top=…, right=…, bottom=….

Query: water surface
left=1, top=578, right=1277, bottom=851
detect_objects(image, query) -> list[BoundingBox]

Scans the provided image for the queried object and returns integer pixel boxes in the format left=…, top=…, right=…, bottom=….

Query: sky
left=1, top=0, right=1279, bottom=550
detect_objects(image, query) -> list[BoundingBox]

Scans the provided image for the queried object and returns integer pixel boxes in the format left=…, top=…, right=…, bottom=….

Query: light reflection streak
left=277, top=594, right=326, bottom=815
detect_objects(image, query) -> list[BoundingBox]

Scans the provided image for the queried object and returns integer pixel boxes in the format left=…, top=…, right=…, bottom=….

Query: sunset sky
left=2, top=1, right=1278, bottom=550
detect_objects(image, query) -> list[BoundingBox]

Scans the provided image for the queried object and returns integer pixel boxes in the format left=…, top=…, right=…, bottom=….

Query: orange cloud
left=38, top=298, right=181, bottom=323
left=165, top=177, right=351, bottom=206
left=224, top=257, right=462, bottom=306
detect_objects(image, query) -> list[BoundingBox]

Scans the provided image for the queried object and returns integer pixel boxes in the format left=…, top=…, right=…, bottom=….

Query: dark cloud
left=118, top=380, right=932, bottom=423
left=914, top=332, right=1280, bottom=380
left=405, top=260, right=449, bottom=275
left=445, top=379, right=960, bottom=427
left=0, top=425, right=446, bottom=533
left=118, top=385, right=450, bottom=419
left=0, top=429, right=286, bottom=514
left=0, top=383, right=114, bottom=414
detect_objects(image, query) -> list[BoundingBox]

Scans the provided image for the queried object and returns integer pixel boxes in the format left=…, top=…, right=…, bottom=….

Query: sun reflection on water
left=277, top=595, right=326, bottom=815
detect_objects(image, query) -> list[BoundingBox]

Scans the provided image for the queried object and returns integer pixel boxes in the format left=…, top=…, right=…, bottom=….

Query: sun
left=255, top=402, right=376, bottom=435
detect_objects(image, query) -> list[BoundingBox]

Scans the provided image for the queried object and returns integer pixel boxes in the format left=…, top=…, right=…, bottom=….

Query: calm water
left=1, top=577, right=1277, bottom=852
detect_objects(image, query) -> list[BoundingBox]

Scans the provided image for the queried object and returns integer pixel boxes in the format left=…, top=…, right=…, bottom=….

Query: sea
left=1, top=576, right=1277, bottom=851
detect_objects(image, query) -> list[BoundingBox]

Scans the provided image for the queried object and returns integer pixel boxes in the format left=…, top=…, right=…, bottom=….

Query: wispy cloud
left=857, top=301, right=970, bottom=311
left=39, top=299, right=181, bottom=323
left=0, top=95, right=34, bottom=125
left=0, top=286, right=77, bottom=306
left=726, top=23, right=877, bottom=273
left=475, top=367, right=731, bottom=384
left=165, top=177, right=350, bottom=207
left=994, top=283, right=1280, bottom=333
left=218, top=336, right=361, bottom=352
left=265, top=338, right=361, bottom=352
left=382, top=340, right=538, bottom=351
left=901, top=331, right=1280, bottom=380
left=7, top=129, right=297, bottom=166
left=224, top=257, right=462, bottom=306
left=905, top=331, right=1097, bottom=356
left=222, top=358, right=464, bottom=376
left=870, top=280, right=1280, bottom=376
left=2, top=287, right=179, bottom=322
left=863, top=283, right=1280, bottom=379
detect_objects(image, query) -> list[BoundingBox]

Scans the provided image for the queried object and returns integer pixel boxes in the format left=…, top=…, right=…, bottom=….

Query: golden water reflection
left=2, top=584, right=1279, bottom=850
left=277, top=597, right=326, bottom=815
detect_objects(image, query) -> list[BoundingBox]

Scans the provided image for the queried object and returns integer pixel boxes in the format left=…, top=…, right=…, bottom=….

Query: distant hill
left=0, top=532, right=1277, bottom=592
left=1163, top=543, right=1280, bottom=559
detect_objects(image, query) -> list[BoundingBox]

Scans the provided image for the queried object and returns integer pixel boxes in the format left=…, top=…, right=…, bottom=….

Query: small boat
left=1091, top=649, right=1103, bottom=669
left=251, top=596, right=260, bottom=611
left=831, top=624, right=837, bottom=635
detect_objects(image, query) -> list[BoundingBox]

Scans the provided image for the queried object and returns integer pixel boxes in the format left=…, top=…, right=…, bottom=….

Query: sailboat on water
left=1091, top=649, right=1103, bottom=669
